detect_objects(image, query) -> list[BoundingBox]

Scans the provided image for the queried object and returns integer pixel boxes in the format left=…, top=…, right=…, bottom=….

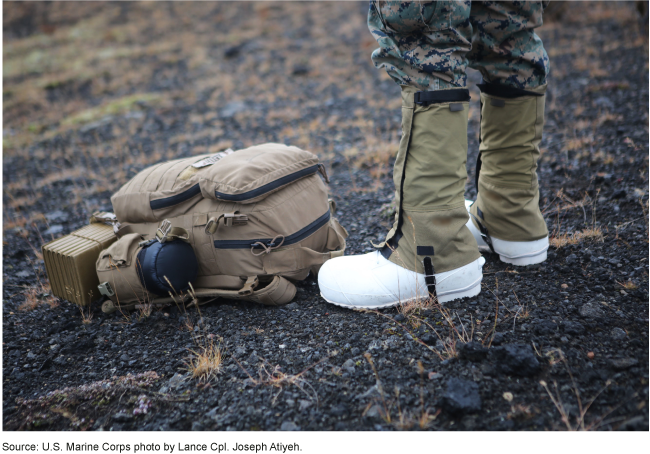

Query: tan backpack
left=96, top=143, right=347, bottom=313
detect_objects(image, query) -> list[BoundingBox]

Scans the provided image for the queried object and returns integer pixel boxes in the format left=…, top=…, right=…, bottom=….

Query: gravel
left=2, top=2, right=648, bottom=431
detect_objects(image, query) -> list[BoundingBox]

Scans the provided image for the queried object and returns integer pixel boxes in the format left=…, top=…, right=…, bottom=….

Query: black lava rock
left=439, top=378, right=481, bottom=415
left=457, top=341, right=488, bottom=362
left=563, top=321, right=585, bottom=335
left=534, top=320, right=557, bottom=335
left=489, top=344, right=541, bottom=377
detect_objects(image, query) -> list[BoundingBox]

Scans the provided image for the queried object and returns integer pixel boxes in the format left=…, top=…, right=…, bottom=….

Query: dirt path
left=3, top=2, right=648, bottom=431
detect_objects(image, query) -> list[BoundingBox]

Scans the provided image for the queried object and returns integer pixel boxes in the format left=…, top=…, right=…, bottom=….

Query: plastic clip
left=156, top=220, right=173, bottom=243
left=237, top=276, right=259, bottom=296
left=98, top=281, right=115, bottom=297
left=224, top=213, right=248, bottom=227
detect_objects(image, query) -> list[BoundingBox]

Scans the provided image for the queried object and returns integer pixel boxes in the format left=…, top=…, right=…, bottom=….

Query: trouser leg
left=467, top=1, right=550, bottom=243
left=367, top=1, right=480, bottom=274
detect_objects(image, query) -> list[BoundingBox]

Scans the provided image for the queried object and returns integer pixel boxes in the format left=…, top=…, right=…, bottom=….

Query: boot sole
left=320, top=275, right=482, bottom=310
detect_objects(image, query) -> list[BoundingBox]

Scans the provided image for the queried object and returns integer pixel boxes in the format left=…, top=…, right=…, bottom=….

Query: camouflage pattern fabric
left=368, top=1, right=550, bottom=91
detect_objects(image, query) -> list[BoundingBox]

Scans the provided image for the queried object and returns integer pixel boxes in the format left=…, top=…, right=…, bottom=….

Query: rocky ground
left=2, top=2, right=649, bottom=431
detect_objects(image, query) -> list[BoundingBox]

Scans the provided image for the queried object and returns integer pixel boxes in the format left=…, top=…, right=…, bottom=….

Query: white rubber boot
left=465, top=200, right=548, bottom=266
left=318, top=251, right=485, bottom=310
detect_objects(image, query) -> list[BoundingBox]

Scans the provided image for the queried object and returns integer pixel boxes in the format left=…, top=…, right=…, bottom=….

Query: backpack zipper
left=214, top=164, right=319, bottom=202
left=150, top=183, right=201, bottom=211
left=213, top=210, right=330, bottom=250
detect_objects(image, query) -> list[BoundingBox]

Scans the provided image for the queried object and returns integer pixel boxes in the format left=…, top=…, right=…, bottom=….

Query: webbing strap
left=414, top=89, right=471, bottom=106
left=155, top=220, right=189, bottom=243
left=423, top=257, right=437, bottom=299
left=477, top=82, right=543, bottom=99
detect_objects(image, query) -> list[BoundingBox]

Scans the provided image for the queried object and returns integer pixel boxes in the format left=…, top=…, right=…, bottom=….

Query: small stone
left=502, top=392, right=513, bottom=402
left=561, top=283, right=569, bottom=289
left=280, top=421, right=299, bottom=431
left=587, top=352, right=595, bottom=359
left=350, top=347, right=360, bottom=356
left=220, top=101, right=246, bottom=118
left=342, top=358, right=355, bottom=373
left=566, top=254, right=578, bottom=264
left=579, top=303, right=605, bottom=319
left=489, top=344, right=540, bottom=377
left=563, top=321, right=585, bottom=335
left=491, top=332, right=505, bottom=345
left=43, top=225, right=64, bottom=236
left=609, top=358, right=638, bottom=370
left=440, top=378, right=481, bottom=415
left=46, top=210, right=69, bottom=223
left=457, top=341, right=488, bottom=362
left=394, top=314, right=405, bottom=322
left=120, top=353, right=130, bottom=362
left=168, top=373, right=185, bottom=389
left=366, top=405, right=382, bottom=419
left=535, top=320, right=557, bottom=335
left=292, top=65, right=310, bottom=76
left=610, top=327, right=627, bottom=340
left=298, top=400, right=311, bottom=411
left=16, top=271, right=31, bottom=278
left=113, top=412, right=133, bottom=422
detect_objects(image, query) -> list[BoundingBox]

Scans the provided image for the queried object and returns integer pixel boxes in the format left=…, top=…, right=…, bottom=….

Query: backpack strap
left=190, top=275, right=296, bottom=306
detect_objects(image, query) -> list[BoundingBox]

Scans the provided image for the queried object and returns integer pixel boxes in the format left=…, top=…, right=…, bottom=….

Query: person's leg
left=465, top=1, right=550, bottom=265
left=318, top=1, right=484, bottom=309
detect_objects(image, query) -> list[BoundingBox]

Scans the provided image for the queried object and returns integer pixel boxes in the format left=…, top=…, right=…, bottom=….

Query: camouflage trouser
left=368, top=1, right=550, bottom=91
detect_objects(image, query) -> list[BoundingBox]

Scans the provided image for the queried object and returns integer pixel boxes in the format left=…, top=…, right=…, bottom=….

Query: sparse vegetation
left=540, top=349, right=619, bottom=431
left=184, top=336, right=223, bottom=383
left=550, top=227, right=604, bottom=248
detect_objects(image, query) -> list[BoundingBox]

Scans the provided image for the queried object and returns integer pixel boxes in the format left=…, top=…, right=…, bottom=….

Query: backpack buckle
left=156, top=220, right=173, bottom=243
left=98, top=281, right=115, bottom=297
left=223, top=213, right=248, bottom=227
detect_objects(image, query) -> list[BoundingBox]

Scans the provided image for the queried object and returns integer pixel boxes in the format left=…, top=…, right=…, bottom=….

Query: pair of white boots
left=318, top=200, right=548, bottom=310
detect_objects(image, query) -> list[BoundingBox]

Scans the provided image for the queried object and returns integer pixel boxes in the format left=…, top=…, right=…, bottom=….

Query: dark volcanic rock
left=489, top=344, right=541, bottom=377
left=563, top=321, right=585, bottom=335
left=579, top=303, right=605, bottom=319
left=610, top=327, right=627, bottom=340
left=609, top=358, right=639, bottom=371
left=440, top=378, right=481, bottom=415
left=458, top=342, right=488, bottom=362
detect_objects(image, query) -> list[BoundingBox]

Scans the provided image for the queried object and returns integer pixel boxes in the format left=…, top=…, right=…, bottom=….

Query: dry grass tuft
left=79, top=305, right=93, bottom=324
left=616, top=280, right=638, bottom=290
left=540, top=349, right=623, bottom=431
left=184, top=337, right=223, bottom=383
left=18, top=282, right=58, bottom=311
left=549, top=227, right=604, bottom=248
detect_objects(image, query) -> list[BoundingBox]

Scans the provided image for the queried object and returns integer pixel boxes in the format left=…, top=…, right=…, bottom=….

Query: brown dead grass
left=18, top=282, right=58, bottom=311
left=184, top=337, right=223, bottom=383
left=550, top=227, right=604, bottom=249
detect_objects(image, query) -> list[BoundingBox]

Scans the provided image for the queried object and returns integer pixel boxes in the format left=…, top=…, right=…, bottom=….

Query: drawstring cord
left=250, top=235, right=285, bottom=256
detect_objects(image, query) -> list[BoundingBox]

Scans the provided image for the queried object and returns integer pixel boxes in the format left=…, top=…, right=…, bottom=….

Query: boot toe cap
left=318, top=252, right=397, bottom=308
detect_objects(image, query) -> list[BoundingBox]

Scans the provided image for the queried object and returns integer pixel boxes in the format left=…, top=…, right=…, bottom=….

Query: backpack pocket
left=96, top=233, right=149, bottom=304
left=96, top=232, right=198, bottom=305
left=198, top=143, right=322, bottom=204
